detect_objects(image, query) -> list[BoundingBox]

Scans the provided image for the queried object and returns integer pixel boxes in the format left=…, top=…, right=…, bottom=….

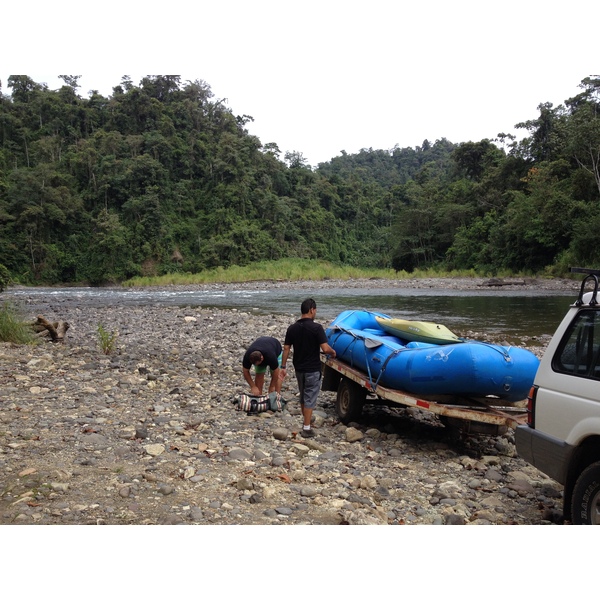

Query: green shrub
left=97, top=323, right=118, bottom=354
left=0, top=264, right=10, bottom=293
left=0, top=302, right=35, bottom=344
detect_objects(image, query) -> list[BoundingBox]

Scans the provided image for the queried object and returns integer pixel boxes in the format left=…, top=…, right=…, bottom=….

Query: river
left=4, top=284, right=576, bottom=341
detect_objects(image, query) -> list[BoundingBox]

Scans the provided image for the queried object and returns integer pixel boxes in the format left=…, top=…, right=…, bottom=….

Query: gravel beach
left=0, top=277, right=577, bottom=525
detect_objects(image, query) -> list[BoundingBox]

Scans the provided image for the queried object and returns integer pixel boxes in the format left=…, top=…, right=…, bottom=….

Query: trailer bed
left=321, top=355, right=528, bottom=435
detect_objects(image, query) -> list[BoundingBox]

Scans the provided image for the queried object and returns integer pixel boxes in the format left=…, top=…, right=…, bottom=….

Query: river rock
left=346, top=427, right=364, bottom=442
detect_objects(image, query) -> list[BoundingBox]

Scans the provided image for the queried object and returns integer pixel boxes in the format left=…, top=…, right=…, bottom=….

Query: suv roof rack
left=572, top=267, right=600, bottom=306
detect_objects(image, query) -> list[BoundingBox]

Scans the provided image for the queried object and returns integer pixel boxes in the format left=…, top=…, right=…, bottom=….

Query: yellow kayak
left=375, top=316, right=463, bottom=345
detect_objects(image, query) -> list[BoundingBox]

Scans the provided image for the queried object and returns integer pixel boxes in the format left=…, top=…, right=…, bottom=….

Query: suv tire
left=571, top=461, right=600, bottom=524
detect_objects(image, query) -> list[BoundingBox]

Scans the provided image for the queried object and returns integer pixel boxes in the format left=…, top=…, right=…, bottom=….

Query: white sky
left=2, top=0, right=599, bottom=167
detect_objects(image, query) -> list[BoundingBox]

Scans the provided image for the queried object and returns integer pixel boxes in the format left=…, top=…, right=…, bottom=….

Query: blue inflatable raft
left=325, top=310, right=540, bottom=403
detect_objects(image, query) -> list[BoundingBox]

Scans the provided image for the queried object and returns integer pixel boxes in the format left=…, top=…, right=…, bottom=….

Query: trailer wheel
left=571, top=461, right=600, bottom=524
left=336, top=377, right=366, bottom=424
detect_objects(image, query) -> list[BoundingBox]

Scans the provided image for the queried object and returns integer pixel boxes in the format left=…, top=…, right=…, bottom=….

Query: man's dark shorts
left=296, top=371, right=321, bottom=409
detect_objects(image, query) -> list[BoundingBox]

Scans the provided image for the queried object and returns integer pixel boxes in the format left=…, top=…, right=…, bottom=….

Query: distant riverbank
left=170, top=275, right=580, bottom=293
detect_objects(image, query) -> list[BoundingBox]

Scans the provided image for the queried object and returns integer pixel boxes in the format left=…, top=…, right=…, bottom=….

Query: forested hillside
left=1, top=74, right=599, bottom=285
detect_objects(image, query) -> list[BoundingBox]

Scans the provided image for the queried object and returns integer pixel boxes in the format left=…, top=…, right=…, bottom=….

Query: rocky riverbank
left=0, top=278, right=569, bottom=525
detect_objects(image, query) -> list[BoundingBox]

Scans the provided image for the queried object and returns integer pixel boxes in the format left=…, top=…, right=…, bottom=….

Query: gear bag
left=233, top=392, right=286, bottom=414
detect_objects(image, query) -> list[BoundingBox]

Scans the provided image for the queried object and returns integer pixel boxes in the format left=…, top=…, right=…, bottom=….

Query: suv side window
left=553, top=308, right=600, bottom=379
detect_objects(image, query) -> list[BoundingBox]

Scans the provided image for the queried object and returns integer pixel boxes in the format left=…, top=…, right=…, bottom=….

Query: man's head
left=249, top=350, right=263, bottom=365
left=301, top=298, right=317, bottom=316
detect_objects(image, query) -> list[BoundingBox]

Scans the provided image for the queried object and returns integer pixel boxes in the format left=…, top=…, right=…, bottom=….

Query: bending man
left=242, top=336, right=283, bottom=396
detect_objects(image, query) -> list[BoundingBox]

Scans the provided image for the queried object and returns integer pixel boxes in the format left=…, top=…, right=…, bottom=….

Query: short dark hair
left=301, top=298, right=317, bottom=314
left=249, top=350, right=262, bottom=364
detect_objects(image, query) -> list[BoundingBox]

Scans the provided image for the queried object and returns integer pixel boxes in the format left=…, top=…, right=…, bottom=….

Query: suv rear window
left=553, top=308, right=600, bottom=379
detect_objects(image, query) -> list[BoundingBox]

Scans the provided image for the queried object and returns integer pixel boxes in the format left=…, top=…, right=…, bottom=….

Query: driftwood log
left=479, top=278, right=527, bottom=287
left=31, top=315, right=70, bottom=342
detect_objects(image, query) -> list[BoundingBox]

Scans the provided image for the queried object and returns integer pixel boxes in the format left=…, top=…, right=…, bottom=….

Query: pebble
left=0, top=281, right=566, bottom=525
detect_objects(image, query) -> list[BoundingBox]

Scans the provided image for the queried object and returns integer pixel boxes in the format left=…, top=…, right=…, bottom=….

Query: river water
left=4, top=284, right=576, bottom=341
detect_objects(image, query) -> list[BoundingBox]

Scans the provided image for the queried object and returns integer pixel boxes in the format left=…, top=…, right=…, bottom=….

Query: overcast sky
left=3, top=1, right=598, bottom=166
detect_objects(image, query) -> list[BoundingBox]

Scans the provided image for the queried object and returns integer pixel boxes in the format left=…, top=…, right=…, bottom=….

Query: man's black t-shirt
left=242, top=336, right=282, bottom=370
left=284, top=318, right=327, bottom=372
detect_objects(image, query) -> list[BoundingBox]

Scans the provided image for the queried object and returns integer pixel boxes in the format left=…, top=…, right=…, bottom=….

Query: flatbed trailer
left=320, top=355, right=528, bottom=436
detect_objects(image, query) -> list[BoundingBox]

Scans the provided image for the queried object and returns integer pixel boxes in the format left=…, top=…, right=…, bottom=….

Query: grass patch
left=97, top=323, right=118, bottom=355
left=0, top=301, right=36, bottom=344
left=123, top=259, right=494, bottom=288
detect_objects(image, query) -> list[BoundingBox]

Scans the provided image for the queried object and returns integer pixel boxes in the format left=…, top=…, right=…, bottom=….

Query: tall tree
left=565, top=77, right=600, bottom=196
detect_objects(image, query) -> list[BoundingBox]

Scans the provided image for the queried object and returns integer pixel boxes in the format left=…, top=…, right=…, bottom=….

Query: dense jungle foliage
left=1, top=74, right=599, bottom=285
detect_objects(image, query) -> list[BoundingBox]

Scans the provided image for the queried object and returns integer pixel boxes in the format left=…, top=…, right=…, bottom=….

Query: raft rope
left=467, top=340, right=513, bottom=362
left=331, top=325, right=403, bottom=392
left=328, top=329, right=357, bottom=365
left=369, top=346, right=402, bottom=392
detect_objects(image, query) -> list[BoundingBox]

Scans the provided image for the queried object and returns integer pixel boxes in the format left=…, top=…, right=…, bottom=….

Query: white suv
left=515, top=268, right=600, bottom=524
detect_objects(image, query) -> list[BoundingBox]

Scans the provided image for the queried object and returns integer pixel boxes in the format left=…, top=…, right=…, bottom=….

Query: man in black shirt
left=242, top=336, right=283, bottom=396
left=281, top=298, right=336, bottom=438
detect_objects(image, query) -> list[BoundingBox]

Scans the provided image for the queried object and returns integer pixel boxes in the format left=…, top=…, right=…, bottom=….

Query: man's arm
left=280, top=344, right=292, bottom=379
left=242, top=367, right=255, bottom=388
left=320, top=342, right=336, bottom=358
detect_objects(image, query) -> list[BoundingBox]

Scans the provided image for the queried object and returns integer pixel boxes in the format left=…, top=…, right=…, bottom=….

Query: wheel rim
left=339, top=387, right=350, bottom=414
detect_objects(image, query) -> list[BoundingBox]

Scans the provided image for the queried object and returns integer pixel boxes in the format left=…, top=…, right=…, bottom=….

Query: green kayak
left=375, top=316, right=463, bottom=345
